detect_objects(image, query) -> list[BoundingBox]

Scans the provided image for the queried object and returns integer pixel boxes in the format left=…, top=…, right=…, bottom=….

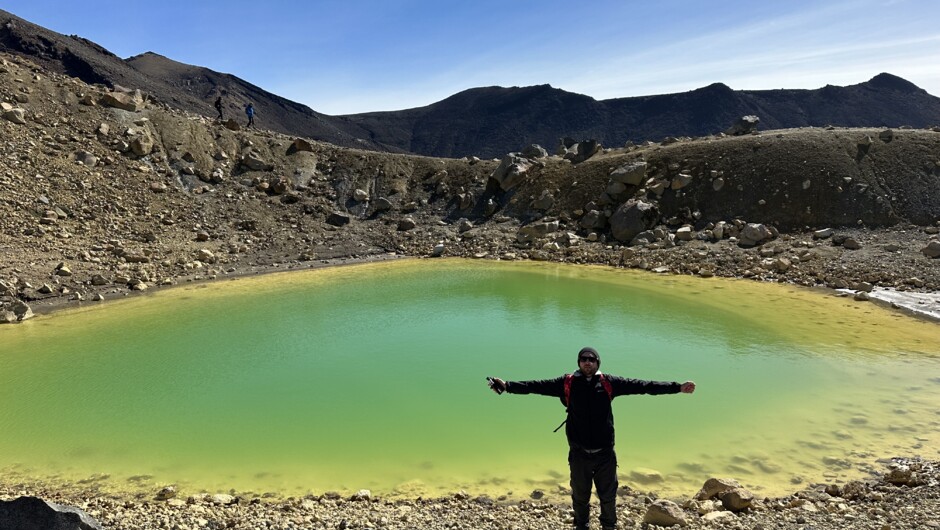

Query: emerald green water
left=0, top=259, right=938, bottom=499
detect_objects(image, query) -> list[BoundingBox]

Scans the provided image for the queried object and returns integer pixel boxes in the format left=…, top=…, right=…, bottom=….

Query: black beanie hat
left=578, top=346, right=600, bottom=367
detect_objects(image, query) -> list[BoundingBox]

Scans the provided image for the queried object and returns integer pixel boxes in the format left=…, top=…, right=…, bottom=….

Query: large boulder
left=489, top=154, right=532, bottom=191
left=100, top=89, right=145, bottom=112
left=288, top=138, right=315, bottom=154
left=564, top=139, right=601, bottom=164
left=372, top=197, right=393, bottom=213
left=11, top=300, right=33, bottom=321
left=130, top=133, right=154, bottom=156
left=521, top=144, right=548, bottom=159
left=240, top=152, right=274, bottom=171
left=517, top=220, right=560, bottom=242
left=2, top=108, right=27, bottom=124
left=610, top=200, right=660, bottom=243
left=695, top=477, right=741, bottom=500
left=739, top=223, right=773, bottom=246
left=555, top=137, right=577, bottom=156
left=609, top=161, right=647, bottom=186
left=719, top=487, right=754, bottom=512
left=922, top=241, right=940, bottom=258
left=0, top=496, right=103, bottom=530
left=579, top=210, right=608, bottom=231
left=326, top=212, right=351, bottom=226
left=725, top=115, right=760, bottom=136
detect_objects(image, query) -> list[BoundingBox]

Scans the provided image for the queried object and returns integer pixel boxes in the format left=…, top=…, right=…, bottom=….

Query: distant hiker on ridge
left=214, top=96, right=223, bottom=120
left=245, top=102, right=255, bottom=128
left=488, top=347, right=695, bottom=530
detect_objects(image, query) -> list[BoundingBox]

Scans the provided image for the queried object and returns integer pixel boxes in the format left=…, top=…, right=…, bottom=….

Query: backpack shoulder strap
left=563, top=373, right=573, bottom=407
left=598, top=373, right=613, bottom=400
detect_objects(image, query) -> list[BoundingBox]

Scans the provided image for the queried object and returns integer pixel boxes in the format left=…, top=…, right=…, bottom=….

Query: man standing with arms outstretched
left=488, top=347, right=695, bottom=530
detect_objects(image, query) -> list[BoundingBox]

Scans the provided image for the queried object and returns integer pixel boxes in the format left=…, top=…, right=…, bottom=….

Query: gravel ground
left=1, top=457, right=938, bottom=529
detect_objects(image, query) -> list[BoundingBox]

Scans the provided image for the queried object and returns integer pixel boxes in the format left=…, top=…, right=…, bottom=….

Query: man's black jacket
left=505, top=371, right=680, bottom=450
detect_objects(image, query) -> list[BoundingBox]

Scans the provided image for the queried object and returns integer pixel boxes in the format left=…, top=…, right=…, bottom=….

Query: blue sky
left=3, top=0, right=938, bottom=115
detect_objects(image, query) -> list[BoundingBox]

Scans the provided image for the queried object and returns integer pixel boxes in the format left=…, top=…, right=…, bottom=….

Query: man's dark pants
left=568, top=447, right=618, bottom=530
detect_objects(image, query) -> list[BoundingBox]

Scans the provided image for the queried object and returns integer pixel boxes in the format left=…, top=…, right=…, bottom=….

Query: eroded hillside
left=1, top=51, right=939, bottom=320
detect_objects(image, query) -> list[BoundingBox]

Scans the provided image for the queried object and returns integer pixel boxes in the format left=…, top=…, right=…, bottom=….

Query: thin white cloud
left=544, top=2, right=940, bottom=101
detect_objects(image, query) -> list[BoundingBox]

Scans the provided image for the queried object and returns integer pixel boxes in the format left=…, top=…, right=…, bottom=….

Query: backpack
left=554, top=373, right=613, bottom=432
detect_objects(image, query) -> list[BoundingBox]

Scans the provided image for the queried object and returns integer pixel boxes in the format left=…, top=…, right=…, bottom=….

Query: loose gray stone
left=739, top=223, right=772, bottom=246
left=101, top=89, right=145, bottom=111
left=610, top=200, right=660, bottom=243
left=844, top=237, right=862, bottom=250
left=564, top=139, right=601, bottom=163
left=519, top=220, right=560, bottom=240
left=675, top=226, right=694, bottom=241
left=130, top=134, right=154, bottom=156
left=642, top=500, right=688, bottom=527
left=695, top=477, right=741, bottom=500
left=532, top=190, right=554, bottom=210
left=210, top=493, right=236, bottom=505
left=155, top=486, right=177, bottom=501
left=719, top=487, right=754, bottom=512
left=671, top=171, right=693, bottom=190
left=725, top=115, right=760, bottom=136
left=327, top=212, right=351, bottom=226
left=241, top=152, right=273, bottom=171
left=520, top=144, right=548, bottom=159
left=609, top=161, right=647, bottom=186
left=922, top=241, right=940, bottom=258
left=3, top=108, right=27, bottom=124
left=372, top=197, right=393, bottom=212
left=0, top=496, right=103, bottom=530
left=579, top=209, right=608, bottom=231
left=288, top=138, right=314, bottom=153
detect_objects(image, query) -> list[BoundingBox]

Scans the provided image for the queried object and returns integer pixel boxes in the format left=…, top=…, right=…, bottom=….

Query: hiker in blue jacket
left=245, top=102, right=255, bottom=127
left=489, top=346, right=695, bottom=530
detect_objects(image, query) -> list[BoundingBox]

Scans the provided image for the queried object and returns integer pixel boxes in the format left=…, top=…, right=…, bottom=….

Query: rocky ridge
left=2, top=51, right=939, bottom=325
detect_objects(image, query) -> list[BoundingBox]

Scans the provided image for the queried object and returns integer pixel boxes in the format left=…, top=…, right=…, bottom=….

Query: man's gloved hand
left=487, top=376, right=507, bottom=394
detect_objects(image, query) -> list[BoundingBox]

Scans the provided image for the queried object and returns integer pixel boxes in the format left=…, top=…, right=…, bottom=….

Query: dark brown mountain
left=0, top=8, right=388, bottom=151
left=123, top=52, right=390, bottom=152
left=341, top=75, right=940, bottom=158
left=3, top=7, right=939, bottom=160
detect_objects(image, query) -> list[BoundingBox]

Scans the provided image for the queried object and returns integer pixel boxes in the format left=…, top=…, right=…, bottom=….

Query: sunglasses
left=578, top=356, right=598, bottom=363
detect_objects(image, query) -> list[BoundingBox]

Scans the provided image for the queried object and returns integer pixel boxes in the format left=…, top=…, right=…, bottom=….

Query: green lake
left=0, top=259, right=938, bottom=499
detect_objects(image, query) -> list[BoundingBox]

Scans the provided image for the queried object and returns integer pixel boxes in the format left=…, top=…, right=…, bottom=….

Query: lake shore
left=12, top=224, right=940, bottom=325
left=2, top=457, right=938, bottom=530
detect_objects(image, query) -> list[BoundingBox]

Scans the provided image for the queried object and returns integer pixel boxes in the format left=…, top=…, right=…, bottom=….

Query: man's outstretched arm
left=608, top=376, right=696, bottom=396
left=488, top=377, right=565, bottom=397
